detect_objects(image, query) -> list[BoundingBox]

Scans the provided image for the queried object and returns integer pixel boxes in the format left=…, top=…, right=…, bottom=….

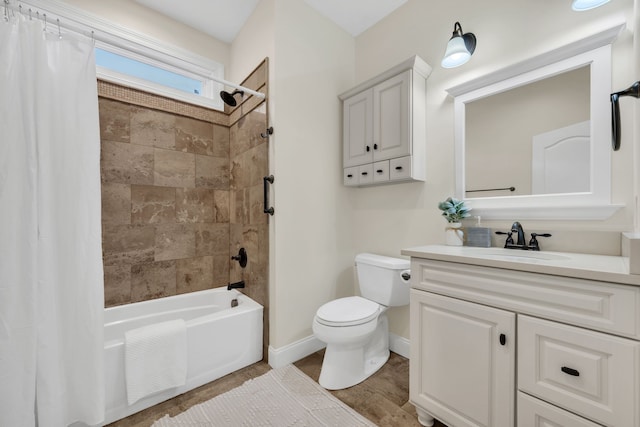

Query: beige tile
left=101, top=141, right=154, bottom=185
left=176, top=256, right=214, bottom=294
left=175, top=116, right=214, bottom=155
left=154, top=149, right=196, bottom=188
left=241, top=92, right=267, bottom=121
left=131, top=185, right=176, bottom=224
left=241, top=63, right=267, bottom=93
left=101, top=182, right=131, bottom=225
left=195, top=223, right=229, bottom=257
left=212, top=124, right=230, bottom=158
left=131, top=107, right=176, bottom=150
left=212, top=253, right=230, bottom=288
left=232, top=188, right=249, bottom=224
left=176, top=188, right=214, bottom=223
left=249, top=184, right=268, bottom=225
left=102, top=224, right=155, bottom=266
left=213, top=190, right=230, bottom=223
left=155, top=223, right=196, bottom=261
left=195, top=155, right=229, bottom=189
left=103, top=264, right=131, bottom=307
left=99, top=98, right=131, bottom=143
left=131, top=260, right=176, bottom=302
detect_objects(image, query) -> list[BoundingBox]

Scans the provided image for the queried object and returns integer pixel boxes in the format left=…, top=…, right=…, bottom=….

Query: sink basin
left=463, top=248, right=570, bottom=263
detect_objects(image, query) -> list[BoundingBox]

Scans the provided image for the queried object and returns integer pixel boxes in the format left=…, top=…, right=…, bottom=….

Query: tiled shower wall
left=98, top=60, right=270, bottom=336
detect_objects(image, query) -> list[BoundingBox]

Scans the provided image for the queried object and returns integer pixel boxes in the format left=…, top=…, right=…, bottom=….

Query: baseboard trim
left=389, top=333, right=410, bottom=359
left=268, top=333, right=411, bottom=368
left=268, top=335, right=326, bottom=369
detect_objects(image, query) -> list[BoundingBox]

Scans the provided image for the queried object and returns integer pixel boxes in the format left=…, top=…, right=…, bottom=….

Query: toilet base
left=317, top=314, right=390, bottom=390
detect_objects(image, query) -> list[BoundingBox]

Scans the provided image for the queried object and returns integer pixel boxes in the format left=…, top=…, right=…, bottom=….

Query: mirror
left=465, top=66, right=590, bottom=197
left=447, top=25, right=624, bottom=220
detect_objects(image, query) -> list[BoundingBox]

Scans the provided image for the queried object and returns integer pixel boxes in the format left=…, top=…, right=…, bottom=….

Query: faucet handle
left=529, top=233, right=552, bottom=251
left=495, top=231, right=514, bottom=247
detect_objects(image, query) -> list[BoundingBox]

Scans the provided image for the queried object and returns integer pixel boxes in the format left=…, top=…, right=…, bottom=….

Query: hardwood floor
left=107, top=351, right=448, bottom=427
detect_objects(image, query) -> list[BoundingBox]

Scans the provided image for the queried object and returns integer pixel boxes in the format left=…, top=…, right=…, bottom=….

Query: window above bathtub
left=16, top=0, right=226, bottom=111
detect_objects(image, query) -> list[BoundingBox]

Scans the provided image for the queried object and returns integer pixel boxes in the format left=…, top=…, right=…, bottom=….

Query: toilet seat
left=316, top=296, right=380, bottom=327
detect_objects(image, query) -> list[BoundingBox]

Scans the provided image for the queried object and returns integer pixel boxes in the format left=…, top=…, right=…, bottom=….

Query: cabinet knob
left=561, top=366, right=580, bottom=377
left=361, top=172, right=368, bottom=176
left=347, top=174, right=353, bottom=178
left=395, top=166, right=403, bottom=171
left=374, top=143, right=378, bottom=150
left=376, top=169, right=383, bottom=173
left=499, top=334, right=506, bottom=346
left=366, top=146, right=370, bottom=152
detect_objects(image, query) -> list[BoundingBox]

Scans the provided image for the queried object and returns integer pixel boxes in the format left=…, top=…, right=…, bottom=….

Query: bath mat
left=151, top=364, right=377, bottom=426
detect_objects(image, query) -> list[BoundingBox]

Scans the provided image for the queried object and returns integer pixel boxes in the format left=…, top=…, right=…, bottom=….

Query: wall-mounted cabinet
left=340, top=56, right=431, bottom=187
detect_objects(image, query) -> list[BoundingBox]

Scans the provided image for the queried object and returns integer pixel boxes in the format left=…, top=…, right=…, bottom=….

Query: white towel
left=125, top=319, right=188, bottom=405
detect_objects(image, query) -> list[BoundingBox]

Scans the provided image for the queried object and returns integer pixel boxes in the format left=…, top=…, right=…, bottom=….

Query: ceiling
left=134, top=0, right=408, bottom=43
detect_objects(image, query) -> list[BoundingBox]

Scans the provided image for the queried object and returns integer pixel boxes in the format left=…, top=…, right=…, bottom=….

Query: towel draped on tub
left=125, top=319, right=188, bottom=405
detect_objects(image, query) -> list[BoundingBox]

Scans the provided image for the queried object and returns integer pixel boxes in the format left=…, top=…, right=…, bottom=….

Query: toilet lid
left=316, top=296, right=380, bottom=326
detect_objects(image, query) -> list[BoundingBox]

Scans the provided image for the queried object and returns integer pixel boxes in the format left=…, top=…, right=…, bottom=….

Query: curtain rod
left=3, top=0, right=266, bottom=100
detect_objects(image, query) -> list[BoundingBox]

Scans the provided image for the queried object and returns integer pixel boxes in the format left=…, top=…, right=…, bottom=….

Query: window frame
left=19, top=0, right=226, bottom=111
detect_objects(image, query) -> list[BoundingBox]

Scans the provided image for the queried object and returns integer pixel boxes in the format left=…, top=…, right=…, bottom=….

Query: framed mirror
left=447, top=24, right=624, bottom=220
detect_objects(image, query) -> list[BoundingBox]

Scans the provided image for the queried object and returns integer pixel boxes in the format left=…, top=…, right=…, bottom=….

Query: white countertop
left=401, top=245, right=640, bottom=286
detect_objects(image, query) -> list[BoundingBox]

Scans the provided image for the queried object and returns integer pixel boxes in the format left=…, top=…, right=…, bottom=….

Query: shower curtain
left=0, top=17, right=105, bottom=427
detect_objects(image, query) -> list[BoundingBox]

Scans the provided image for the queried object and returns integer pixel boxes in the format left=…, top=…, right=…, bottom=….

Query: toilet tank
left=355, top=253, right=411, bottom=307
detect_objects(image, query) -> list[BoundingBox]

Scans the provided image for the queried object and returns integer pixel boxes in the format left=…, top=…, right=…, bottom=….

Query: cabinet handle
left=499, top=334, right=506, bottom=346
left=366, top=145, right=370, bottom=152
left=374, top=143, right=378, bottom=150
left=376, top=169, right=383, bottom=173
left=395, top=166, right=403, bottom=171
left=347, top=174, right=353, bottom=178
left=361, top=172, right=368, bottom=176
left=561, top=366, right=580, bottom=377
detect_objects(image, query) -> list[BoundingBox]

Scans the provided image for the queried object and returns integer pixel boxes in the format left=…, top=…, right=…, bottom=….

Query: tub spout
left=227, top=280, right=245, bottom=290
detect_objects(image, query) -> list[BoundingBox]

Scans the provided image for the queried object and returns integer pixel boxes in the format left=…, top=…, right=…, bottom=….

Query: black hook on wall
left=610, top=81, right=640, bottom=151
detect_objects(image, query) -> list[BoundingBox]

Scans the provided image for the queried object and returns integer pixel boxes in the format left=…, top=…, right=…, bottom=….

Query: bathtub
left=101, top=287, right=263, bottom=425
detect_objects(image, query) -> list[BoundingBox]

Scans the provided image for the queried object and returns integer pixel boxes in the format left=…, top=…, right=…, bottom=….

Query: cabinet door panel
left=373, top=70, right=410, bottom=161
left=517, top=392, right=602, bottom=427
left=410, top=290, right=515, bottom=427
left=343, top=89, right=373, bottom=167
left=519, top=315, right=639, bottom=427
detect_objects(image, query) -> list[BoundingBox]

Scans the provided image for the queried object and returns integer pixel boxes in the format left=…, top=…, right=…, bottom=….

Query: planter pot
left=445, top=222, right=464, bottom=246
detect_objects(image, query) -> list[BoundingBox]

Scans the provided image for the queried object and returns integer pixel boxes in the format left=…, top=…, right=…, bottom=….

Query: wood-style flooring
left=107, top=351, right=448, bottom=427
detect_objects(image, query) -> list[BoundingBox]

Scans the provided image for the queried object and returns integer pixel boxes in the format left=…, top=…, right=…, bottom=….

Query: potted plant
left=437, top=197, right=471, bottom=246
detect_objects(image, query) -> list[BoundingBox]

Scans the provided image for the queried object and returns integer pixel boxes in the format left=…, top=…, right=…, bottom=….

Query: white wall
left=60, top=0, right=230, bottom=65
left=53, top=0, right=640, bottom=353
left=267, top=0, right=355, bottom=348
left=352, top=0, right=636, bottom=338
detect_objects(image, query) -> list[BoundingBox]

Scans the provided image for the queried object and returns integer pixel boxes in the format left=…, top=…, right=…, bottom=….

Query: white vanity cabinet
left=405, top=250, right=640, bottom=427
left=340, top=56, right=431, bottom=187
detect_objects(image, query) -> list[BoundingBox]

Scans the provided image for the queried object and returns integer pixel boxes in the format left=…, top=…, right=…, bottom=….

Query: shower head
left=219, top=89, right=244, bottom=107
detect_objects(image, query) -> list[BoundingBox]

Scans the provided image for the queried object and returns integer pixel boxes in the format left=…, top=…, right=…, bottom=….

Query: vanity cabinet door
left=372, top=70, right=410, bottom=162
left=343, top=89, right=373, bottom=167
left=410, top=290, right=516, bottom=427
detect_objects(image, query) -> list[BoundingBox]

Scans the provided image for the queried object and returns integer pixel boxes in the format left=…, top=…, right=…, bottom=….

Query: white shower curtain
left=0, top=17, right=105, bottom=427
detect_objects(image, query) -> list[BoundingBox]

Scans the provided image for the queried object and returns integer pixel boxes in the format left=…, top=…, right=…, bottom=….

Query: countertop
left=401, top=245, right=640, bottom=286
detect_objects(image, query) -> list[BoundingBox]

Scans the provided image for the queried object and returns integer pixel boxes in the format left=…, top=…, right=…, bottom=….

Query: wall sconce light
left=571, top=0, right=610, bottom=11
left=441, top=22, right=476, bottom=69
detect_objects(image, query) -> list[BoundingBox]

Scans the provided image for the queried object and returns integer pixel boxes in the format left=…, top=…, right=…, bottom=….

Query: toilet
left=312, top=253, right=411, bottom=390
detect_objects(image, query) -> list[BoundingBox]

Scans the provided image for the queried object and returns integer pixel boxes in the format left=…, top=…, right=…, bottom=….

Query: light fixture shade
left=571, top=0, right=610, bottom=11
left=441, top=37, right=471, bottom=68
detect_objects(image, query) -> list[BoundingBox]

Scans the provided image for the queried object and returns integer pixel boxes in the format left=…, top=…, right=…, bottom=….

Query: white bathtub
left=101, top=287, right=263, bottom=425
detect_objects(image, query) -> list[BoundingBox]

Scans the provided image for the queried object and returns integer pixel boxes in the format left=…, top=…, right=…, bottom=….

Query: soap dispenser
left=466, top=216, right=492, bottom=247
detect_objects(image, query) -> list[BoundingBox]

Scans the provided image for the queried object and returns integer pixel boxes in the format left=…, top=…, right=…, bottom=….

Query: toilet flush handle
left=400, top=270, right=411, bottom=283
